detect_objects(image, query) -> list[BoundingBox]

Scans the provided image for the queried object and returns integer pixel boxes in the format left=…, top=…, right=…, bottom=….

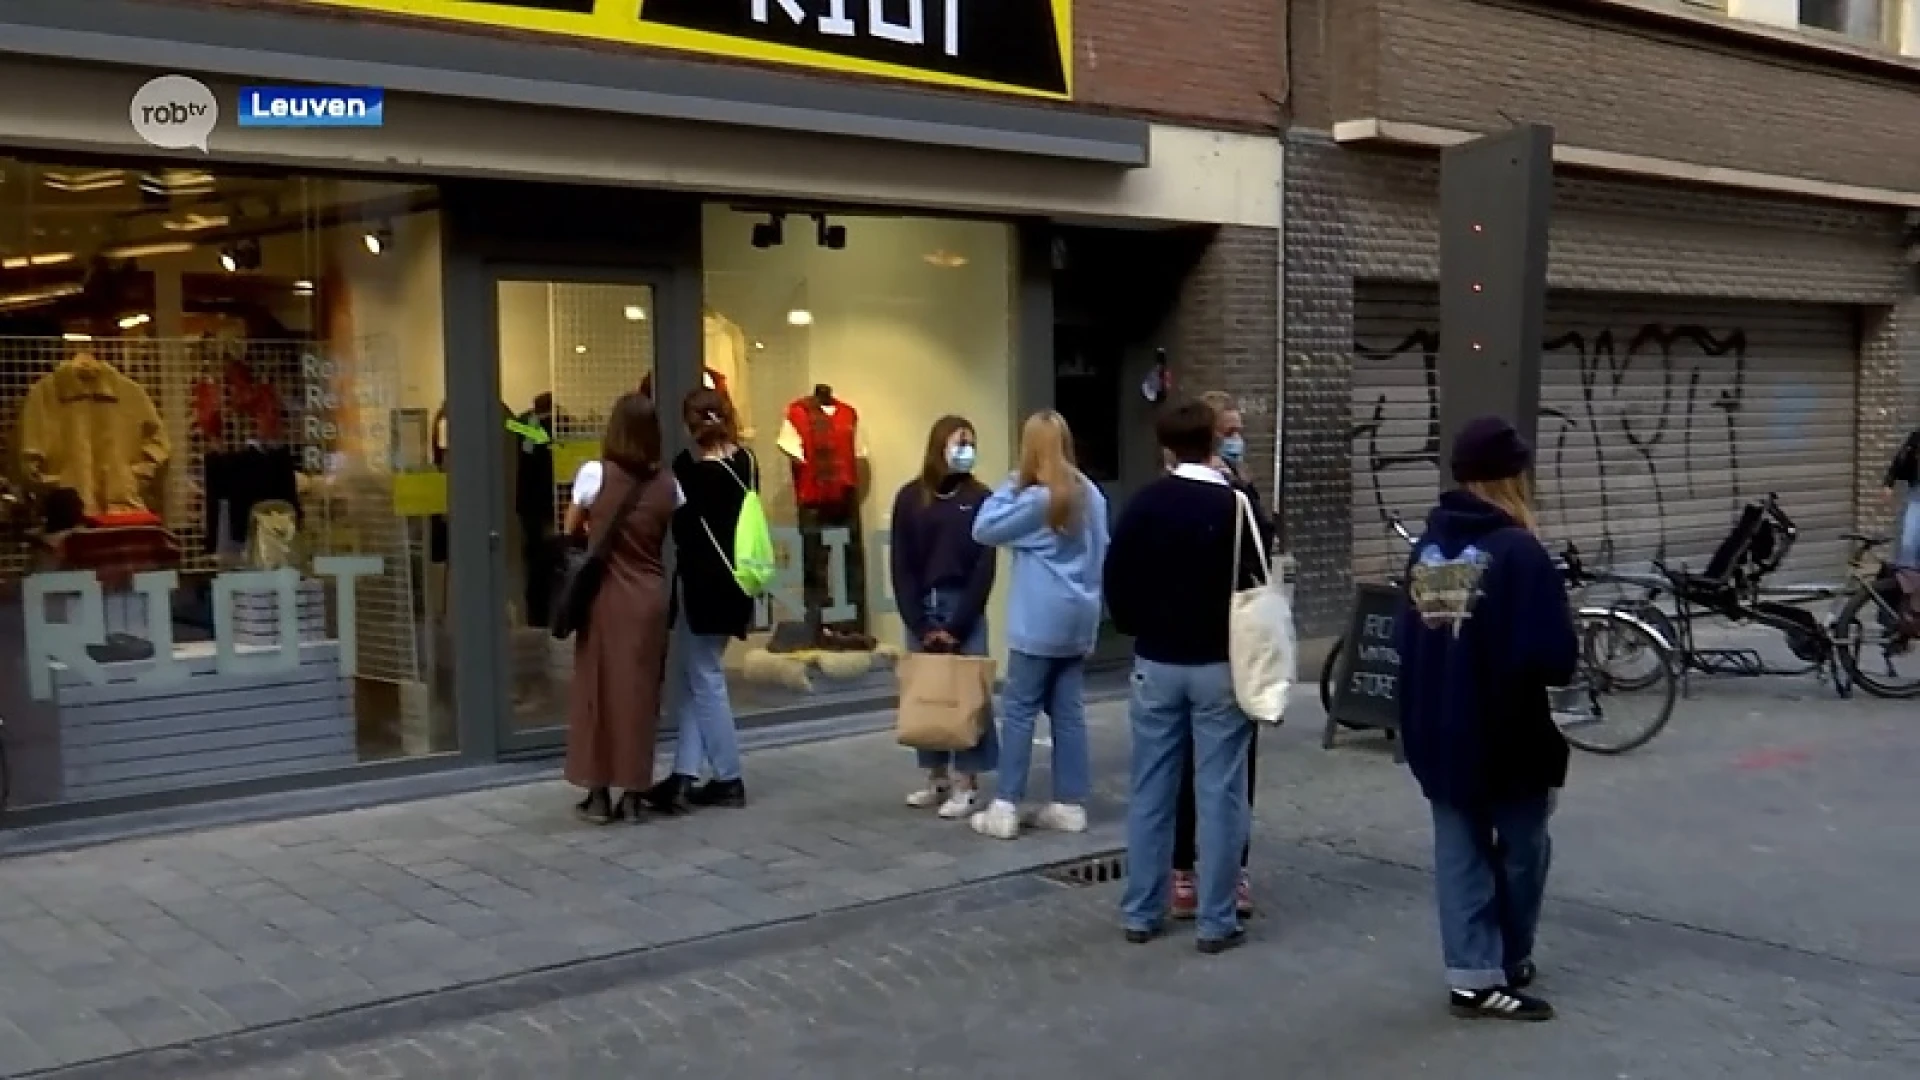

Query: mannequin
left=778, top=385, right=872, bottom=647
left=18, top=331, right=169, bottom=518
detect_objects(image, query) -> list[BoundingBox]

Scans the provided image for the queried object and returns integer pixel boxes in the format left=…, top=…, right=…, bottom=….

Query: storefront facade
left=0, top=1, right=1281, bottom=821
left=1279, top=0, right=1920, bottom=638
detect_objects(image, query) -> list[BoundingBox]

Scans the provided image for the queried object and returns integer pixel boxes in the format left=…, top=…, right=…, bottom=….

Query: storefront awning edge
left=0, top=0, right=1150, bottom=168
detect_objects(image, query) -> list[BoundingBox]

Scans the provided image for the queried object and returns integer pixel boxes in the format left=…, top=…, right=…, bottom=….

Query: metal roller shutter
left=1351, top=285, right=1858, bottom=587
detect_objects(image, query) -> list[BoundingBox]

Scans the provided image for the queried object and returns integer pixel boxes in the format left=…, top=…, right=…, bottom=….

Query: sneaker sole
left=1196, top=930, right=1247, bottom=955
left=1449, top=1003, right=1554, bottom=1022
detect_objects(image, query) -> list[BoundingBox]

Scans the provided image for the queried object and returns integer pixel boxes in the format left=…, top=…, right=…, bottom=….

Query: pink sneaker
left=1170, top=870, right=1197, bottom=920
left=1236, top=870, right=1254, bottom=917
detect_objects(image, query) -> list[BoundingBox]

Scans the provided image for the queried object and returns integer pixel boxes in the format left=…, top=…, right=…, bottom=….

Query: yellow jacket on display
left=17, top=357, right=170, bottom=515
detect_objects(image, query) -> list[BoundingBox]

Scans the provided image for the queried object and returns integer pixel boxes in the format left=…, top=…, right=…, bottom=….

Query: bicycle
left=1827, top=531, right=1920, bottom=698
left=1320, top=516, right=1679, bottom=755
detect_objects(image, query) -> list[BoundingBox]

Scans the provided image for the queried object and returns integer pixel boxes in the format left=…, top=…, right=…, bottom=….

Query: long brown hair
left=918, top=415, right=981, bottom=506
left=1465, top=474, right=1538, bottom=533
left=601, top=391, right=662, bottom=479
left=1017, top=410, right=1083, bottom=533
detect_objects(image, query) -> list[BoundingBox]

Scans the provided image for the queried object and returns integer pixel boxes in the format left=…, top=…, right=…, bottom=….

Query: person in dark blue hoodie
left=1396, top=415, right=1578, bottom=1023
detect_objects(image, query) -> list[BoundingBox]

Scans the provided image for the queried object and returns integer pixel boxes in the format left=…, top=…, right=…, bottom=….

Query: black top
left=671, top=447, right=757, bottom=639
left=889, top=473, right=995, bottom=642
left=1103, top=470, right=1271, bottom=666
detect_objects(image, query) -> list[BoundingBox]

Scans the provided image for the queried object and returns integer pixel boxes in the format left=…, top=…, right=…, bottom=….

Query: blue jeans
left=668, top=617, right=743, bottom=782
left=1429, top=796, right=1553, bottom=990
left=1119, top=657, right=1251, bottom=941
left=1897, top=489, right=1920, bottom=569
left=904, top=589, right=999, bottom=775
left=997, top=651, right=1090, bottom=804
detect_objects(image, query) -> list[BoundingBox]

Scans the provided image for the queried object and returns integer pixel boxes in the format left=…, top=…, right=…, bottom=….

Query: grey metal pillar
left=1437, top=124, right=1554, bottom=469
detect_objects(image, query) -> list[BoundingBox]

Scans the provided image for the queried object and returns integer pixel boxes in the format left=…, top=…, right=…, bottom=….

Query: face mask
left=1219, top=435, right=1246, bottom=464
left=946, top=445, right=977, bottom=473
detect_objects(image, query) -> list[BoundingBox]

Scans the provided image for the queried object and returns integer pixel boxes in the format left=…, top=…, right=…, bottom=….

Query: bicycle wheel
left=1834, top=580, right=1920, bottom=699
left=1555, top=608, right=1677, bottom=755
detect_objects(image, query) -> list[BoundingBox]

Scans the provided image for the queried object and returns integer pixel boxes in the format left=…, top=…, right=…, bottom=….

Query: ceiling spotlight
left=623, top=304, right=647, bottom=321
left=217, top=237, right=260, bottom=273
left=363, top=223, right=392, bottom=255
left=750, top=213, right=785, bottom=249
left=574, top=344, right=588, bottom=354
left=786, top=309, right=813, bottom=327
left=117, top=313, right=151, bottom=330
left=812, top=214, right=846, bottom=250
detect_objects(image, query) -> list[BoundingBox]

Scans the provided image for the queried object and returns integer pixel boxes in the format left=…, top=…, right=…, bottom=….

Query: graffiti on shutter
left=1350, top=288, right=1855, bottom=589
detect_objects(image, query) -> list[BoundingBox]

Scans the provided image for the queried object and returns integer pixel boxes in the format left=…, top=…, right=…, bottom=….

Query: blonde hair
left=1017, top=410, right=1083, bottom=533
left=1464, top=474, right=1538, bottom=533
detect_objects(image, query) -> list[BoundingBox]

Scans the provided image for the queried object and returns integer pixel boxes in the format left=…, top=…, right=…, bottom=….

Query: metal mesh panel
left=544, top=282, right=654, bottom=523
left=0, top=332, right=420, bottom=685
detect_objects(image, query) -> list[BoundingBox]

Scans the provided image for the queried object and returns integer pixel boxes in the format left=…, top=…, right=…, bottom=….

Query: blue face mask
left=946, top=445, right=977, bottom=473
left=1219, top=435, right=1246, bottom=464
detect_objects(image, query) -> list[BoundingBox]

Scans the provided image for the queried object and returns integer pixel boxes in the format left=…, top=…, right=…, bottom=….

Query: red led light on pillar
left=1471, top=283, right=1484, bottom=292
left=1472, top=223, right=1484, bottom=233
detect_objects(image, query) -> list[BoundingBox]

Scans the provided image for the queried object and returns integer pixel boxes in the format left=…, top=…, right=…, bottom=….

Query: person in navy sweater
left=890, top=415, right=999, bottom=819
left=1105, top=399, right=1265, bottom=954
left=1396, top=415, right=1578, bottom=1022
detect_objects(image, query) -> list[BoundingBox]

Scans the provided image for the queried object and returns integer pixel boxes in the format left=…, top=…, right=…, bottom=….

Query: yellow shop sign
left=303, top=0, right=1073, bottom=98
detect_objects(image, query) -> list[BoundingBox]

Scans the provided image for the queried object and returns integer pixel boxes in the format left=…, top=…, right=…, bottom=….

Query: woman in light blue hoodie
left=968, top=411, right=1109, bottom=840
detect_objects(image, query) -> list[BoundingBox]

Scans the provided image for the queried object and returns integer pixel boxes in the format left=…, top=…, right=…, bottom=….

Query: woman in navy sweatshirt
left=890, top=415, right=999, bottom=819
left=1395, top=415, right=1578, bottom=1022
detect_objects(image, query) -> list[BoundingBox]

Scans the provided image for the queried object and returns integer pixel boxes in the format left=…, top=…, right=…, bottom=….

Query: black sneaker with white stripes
left=1448, top=985, right=1554, bottom=1021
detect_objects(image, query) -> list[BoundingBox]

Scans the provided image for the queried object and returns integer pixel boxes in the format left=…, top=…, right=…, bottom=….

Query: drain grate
left=1040, top=852, right=1127, bottom=888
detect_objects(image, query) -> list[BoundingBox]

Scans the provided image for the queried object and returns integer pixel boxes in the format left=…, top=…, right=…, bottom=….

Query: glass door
left=491, top=274, right=661, bottom=751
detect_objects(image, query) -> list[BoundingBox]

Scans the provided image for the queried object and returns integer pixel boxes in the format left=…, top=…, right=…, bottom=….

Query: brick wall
left=1298, top=0, right=1920, bottom=193
left=1281, top=131, right=1914, bottom=636
left=1168, top=227, right=1283, bottom=521
left=177, top=0, right=1280, bottom=132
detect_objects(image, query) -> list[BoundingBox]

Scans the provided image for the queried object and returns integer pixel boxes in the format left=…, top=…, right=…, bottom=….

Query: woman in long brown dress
left=568, top=392, right=680, bottom=824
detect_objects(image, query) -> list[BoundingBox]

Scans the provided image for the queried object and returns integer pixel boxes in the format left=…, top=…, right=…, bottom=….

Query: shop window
left=0, top=156, right=449, bottom=812
left=701, top=206, right=1015, bottom=713
left=1798, top=0, right=1890, bottom=40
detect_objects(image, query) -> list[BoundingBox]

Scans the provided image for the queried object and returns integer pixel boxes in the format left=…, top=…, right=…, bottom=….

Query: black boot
left=688, top=777, right=747, bottom=809
left=640, top=774, right=694, bottom=814
left=573, top=787, right=613, bottom=825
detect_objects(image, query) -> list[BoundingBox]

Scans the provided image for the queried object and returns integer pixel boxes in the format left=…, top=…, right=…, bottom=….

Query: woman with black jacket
left=645, top=388, right=757, bottom=812
left=1396, top=415, right=1578, bottom=1023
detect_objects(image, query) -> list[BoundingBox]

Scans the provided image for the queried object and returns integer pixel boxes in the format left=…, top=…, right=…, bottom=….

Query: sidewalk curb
left=15, top=841, right=1126, bottom=1080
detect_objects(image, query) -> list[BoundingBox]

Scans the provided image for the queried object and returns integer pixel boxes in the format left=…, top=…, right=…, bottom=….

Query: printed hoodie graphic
left=1408, top=544, right=1491, bottom=636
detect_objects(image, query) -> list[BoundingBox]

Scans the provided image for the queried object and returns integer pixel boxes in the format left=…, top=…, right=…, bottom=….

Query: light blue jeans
left=1118, top=657, right=1252, bottom=942
left=1429, top=796, right=1553, bottom=990
left=668, top=617, right=743, bottom=782
left=904, top=588, right=1000, bottom=775
left=1897, top=487, right=1920, bottom=569
left=996, top=651, right=1090, bottom=805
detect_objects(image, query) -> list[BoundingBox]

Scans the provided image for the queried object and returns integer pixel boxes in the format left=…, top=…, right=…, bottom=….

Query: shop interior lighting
left=293, top=279, right=315, bottom=296
left=61, top=332, right=93, bottom=343
left=41, top=170, right=126, bottom=194
left=574, top=344, right=588, bottom=354
left=923, top=250, right=968, bottom=269
left=218, top=237, right=261, bottom=273
left=623, top=304, right=647, bottom=321
left=363, top=222, right=393, bottom=255
left=105, top=241, right=195, bottom=260
left=750, top=213, right=785, bottom=249
left=812, top=213, right=847, bottom=250
left=0, top=283, right=82, bottom=310
left=117, top=313, right=151, bottom=330
left=163, top=212, right=231, bottom=232
left=786, top=308, right=813, bottom=327
left=0, top=251, right=75, bottom=269
left=138, top=170, right=216, bottom=197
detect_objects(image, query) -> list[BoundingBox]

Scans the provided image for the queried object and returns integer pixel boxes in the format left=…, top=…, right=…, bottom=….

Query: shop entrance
left=482, top=269, right=667, bottom=755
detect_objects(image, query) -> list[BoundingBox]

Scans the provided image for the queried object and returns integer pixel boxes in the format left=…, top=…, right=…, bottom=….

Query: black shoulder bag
left=550, top=472, right=647, bottom=641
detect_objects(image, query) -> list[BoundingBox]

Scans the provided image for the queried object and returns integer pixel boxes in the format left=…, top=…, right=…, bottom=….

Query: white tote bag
left=1228, top=491, right=1297, bottom=725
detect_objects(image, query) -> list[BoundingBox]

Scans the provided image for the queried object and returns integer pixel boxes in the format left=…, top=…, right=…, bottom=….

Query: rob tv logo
left=239, top=86, right=385, bottom=128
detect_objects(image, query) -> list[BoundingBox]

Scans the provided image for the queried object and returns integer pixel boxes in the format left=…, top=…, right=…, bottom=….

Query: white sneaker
left=905, top=785, right=951, bottom=809
left=936, top=788, right=982, bottom=819
left=1029, top=802, right=1089, bottom=833
left=970, top=799, right=1022, bottom=839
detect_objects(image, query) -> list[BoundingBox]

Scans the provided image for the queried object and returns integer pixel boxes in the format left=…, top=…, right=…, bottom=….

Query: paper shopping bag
left=895, top=652, right=995, bottom=751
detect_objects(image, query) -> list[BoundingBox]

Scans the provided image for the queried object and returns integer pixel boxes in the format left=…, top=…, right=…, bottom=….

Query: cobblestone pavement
left=0, top=708, right=1136, bottom=1076
left=10, top=642, right=1920, bottom=1078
